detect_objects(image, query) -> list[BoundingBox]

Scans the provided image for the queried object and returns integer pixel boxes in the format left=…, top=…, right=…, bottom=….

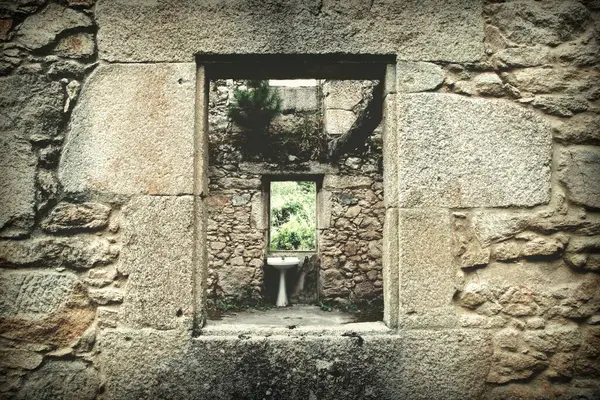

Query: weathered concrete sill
left=199, top=321, right=391, bottom=338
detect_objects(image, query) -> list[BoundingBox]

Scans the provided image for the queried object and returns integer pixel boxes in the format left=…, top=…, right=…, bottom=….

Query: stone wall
left=0, top=1, right=120, bottom=397
left=319, top=146, right=384, bottom=305
left=206, top=79, right=384, bottom=308
left=0, top=0, right=599, bottom=399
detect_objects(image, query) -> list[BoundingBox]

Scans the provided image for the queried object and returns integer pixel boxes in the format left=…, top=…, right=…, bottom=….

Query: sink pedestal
left=276, top=269, right=289, bottom=307
left=267, top=257, right=300, bottom=308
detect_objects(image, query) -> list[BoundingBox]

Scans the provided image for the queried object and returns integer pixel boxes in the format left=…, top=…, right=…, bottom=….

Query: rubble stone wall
left=0, top=0, right=598, bottom=399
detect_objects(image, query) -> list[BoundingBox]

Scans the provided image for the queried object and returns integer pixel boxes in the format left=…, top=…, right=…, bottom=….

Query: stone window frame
left=194, top=55, right=398, bottom=332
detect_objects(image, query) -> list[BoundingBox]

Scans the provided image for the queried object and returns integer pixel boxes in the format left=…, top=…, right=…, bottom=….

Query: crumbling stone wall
left=0, top=0, right=599, bottom=399
left=1, top=1, right=119, bottom=397
left=206, top=79, right=384, bottom=307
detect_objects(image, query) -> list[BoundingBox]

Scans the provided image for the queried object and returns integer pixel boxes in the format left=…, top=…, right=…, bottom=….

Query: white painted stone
left=398, top=93, right=552, bottom=208
left=398, top=209, right=456, bottom=313
left=95, top=0, right=484, bottom=63
left=324, top=109, right=356, bottom=135
left=397, top=61, right=445, bottom=93
left=323, top=80, right=364, bottom=111
left=60, top=63, right=196, bottom=196
left=118, top=196, right=196, bottom=329
left=276, top=86, right=319, bottom=112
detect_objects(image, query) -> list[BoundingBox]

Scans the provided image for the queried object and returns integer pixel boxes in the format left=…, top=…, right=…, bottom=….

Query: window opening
left=269, top=181, right=317, bottom=252
left=198, top=55, right=395, bottom=329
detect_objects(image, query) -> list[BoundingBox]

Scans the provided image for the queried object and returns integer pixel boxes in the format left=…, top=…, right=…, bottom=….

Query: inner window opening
left=269, top=181, right=317, bottom=252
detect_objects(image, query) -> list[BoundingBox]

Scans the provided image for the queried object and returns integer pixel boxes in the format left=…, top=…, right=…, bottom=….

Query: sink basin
left=266, top=257, right=300, bottom=307
left=267, top=257, right=300, bottom=269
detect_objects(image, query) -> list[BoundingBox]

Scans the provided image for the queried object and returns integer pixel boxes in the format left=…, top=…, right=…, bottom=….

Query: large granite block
left=118, top=196, right=198, bottom=329
left=398, top=94, right=552, bottom=208
left=382, top=208, right=399, bottom=327
left=96, top=0, right=484, bottom=63
left=98, top=328, right=491, bottom=400
left=398, top=209, right=456, bottom=313
left=59, top=63, right=196, bottom=196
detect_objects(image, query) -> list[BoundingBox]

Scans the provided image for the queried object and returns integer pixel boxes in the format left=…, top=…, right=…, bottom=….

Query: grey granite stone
left=59, top=63, right=196, bottom=196
left=16, top=3, right=93, bottom=50
left=559, top=146, right=600, bottom=209
left=0, top=134, right=36, bottom=238
left=118, top=196, right=197, bottom=329
left=397, top=61, right=445, bottom=93
left=95, top=0, right=484, bottom=63
left=397, top=93, right=552, bottom=207
left=98, top=327, right=491, bottom=400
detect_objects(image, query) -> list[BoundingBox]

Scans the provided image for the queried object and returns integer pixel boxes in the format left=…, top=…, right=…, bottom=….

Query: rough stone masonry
left=0, top=0, right=599, bottom=399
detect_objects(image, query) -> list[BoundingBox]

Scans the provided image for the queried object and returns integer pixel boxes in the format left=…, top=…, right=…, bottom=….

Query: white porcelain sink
left=267, top=257, right=300, bottom=307
left=267, top=257, right=300, bottom=269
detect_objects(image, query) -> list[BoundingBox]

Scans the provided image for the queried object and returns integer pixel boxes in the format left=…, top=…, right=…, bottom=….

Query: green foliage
left=216, top=299, right=273, bottom=312
left=318, top=301, right=362, bottom=314
left=318, top=301, right=333, bottom=312
left=270, top=219, right=315, bottom=250
left=206, top=297, right=275, bottom=319
left=224, top=80, right=328, bottom=162
left=227, top=80, right=282, bottom=157
left=271, top=202, right=303, bottom=228
left=269, top=181, right=316, bottom=251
